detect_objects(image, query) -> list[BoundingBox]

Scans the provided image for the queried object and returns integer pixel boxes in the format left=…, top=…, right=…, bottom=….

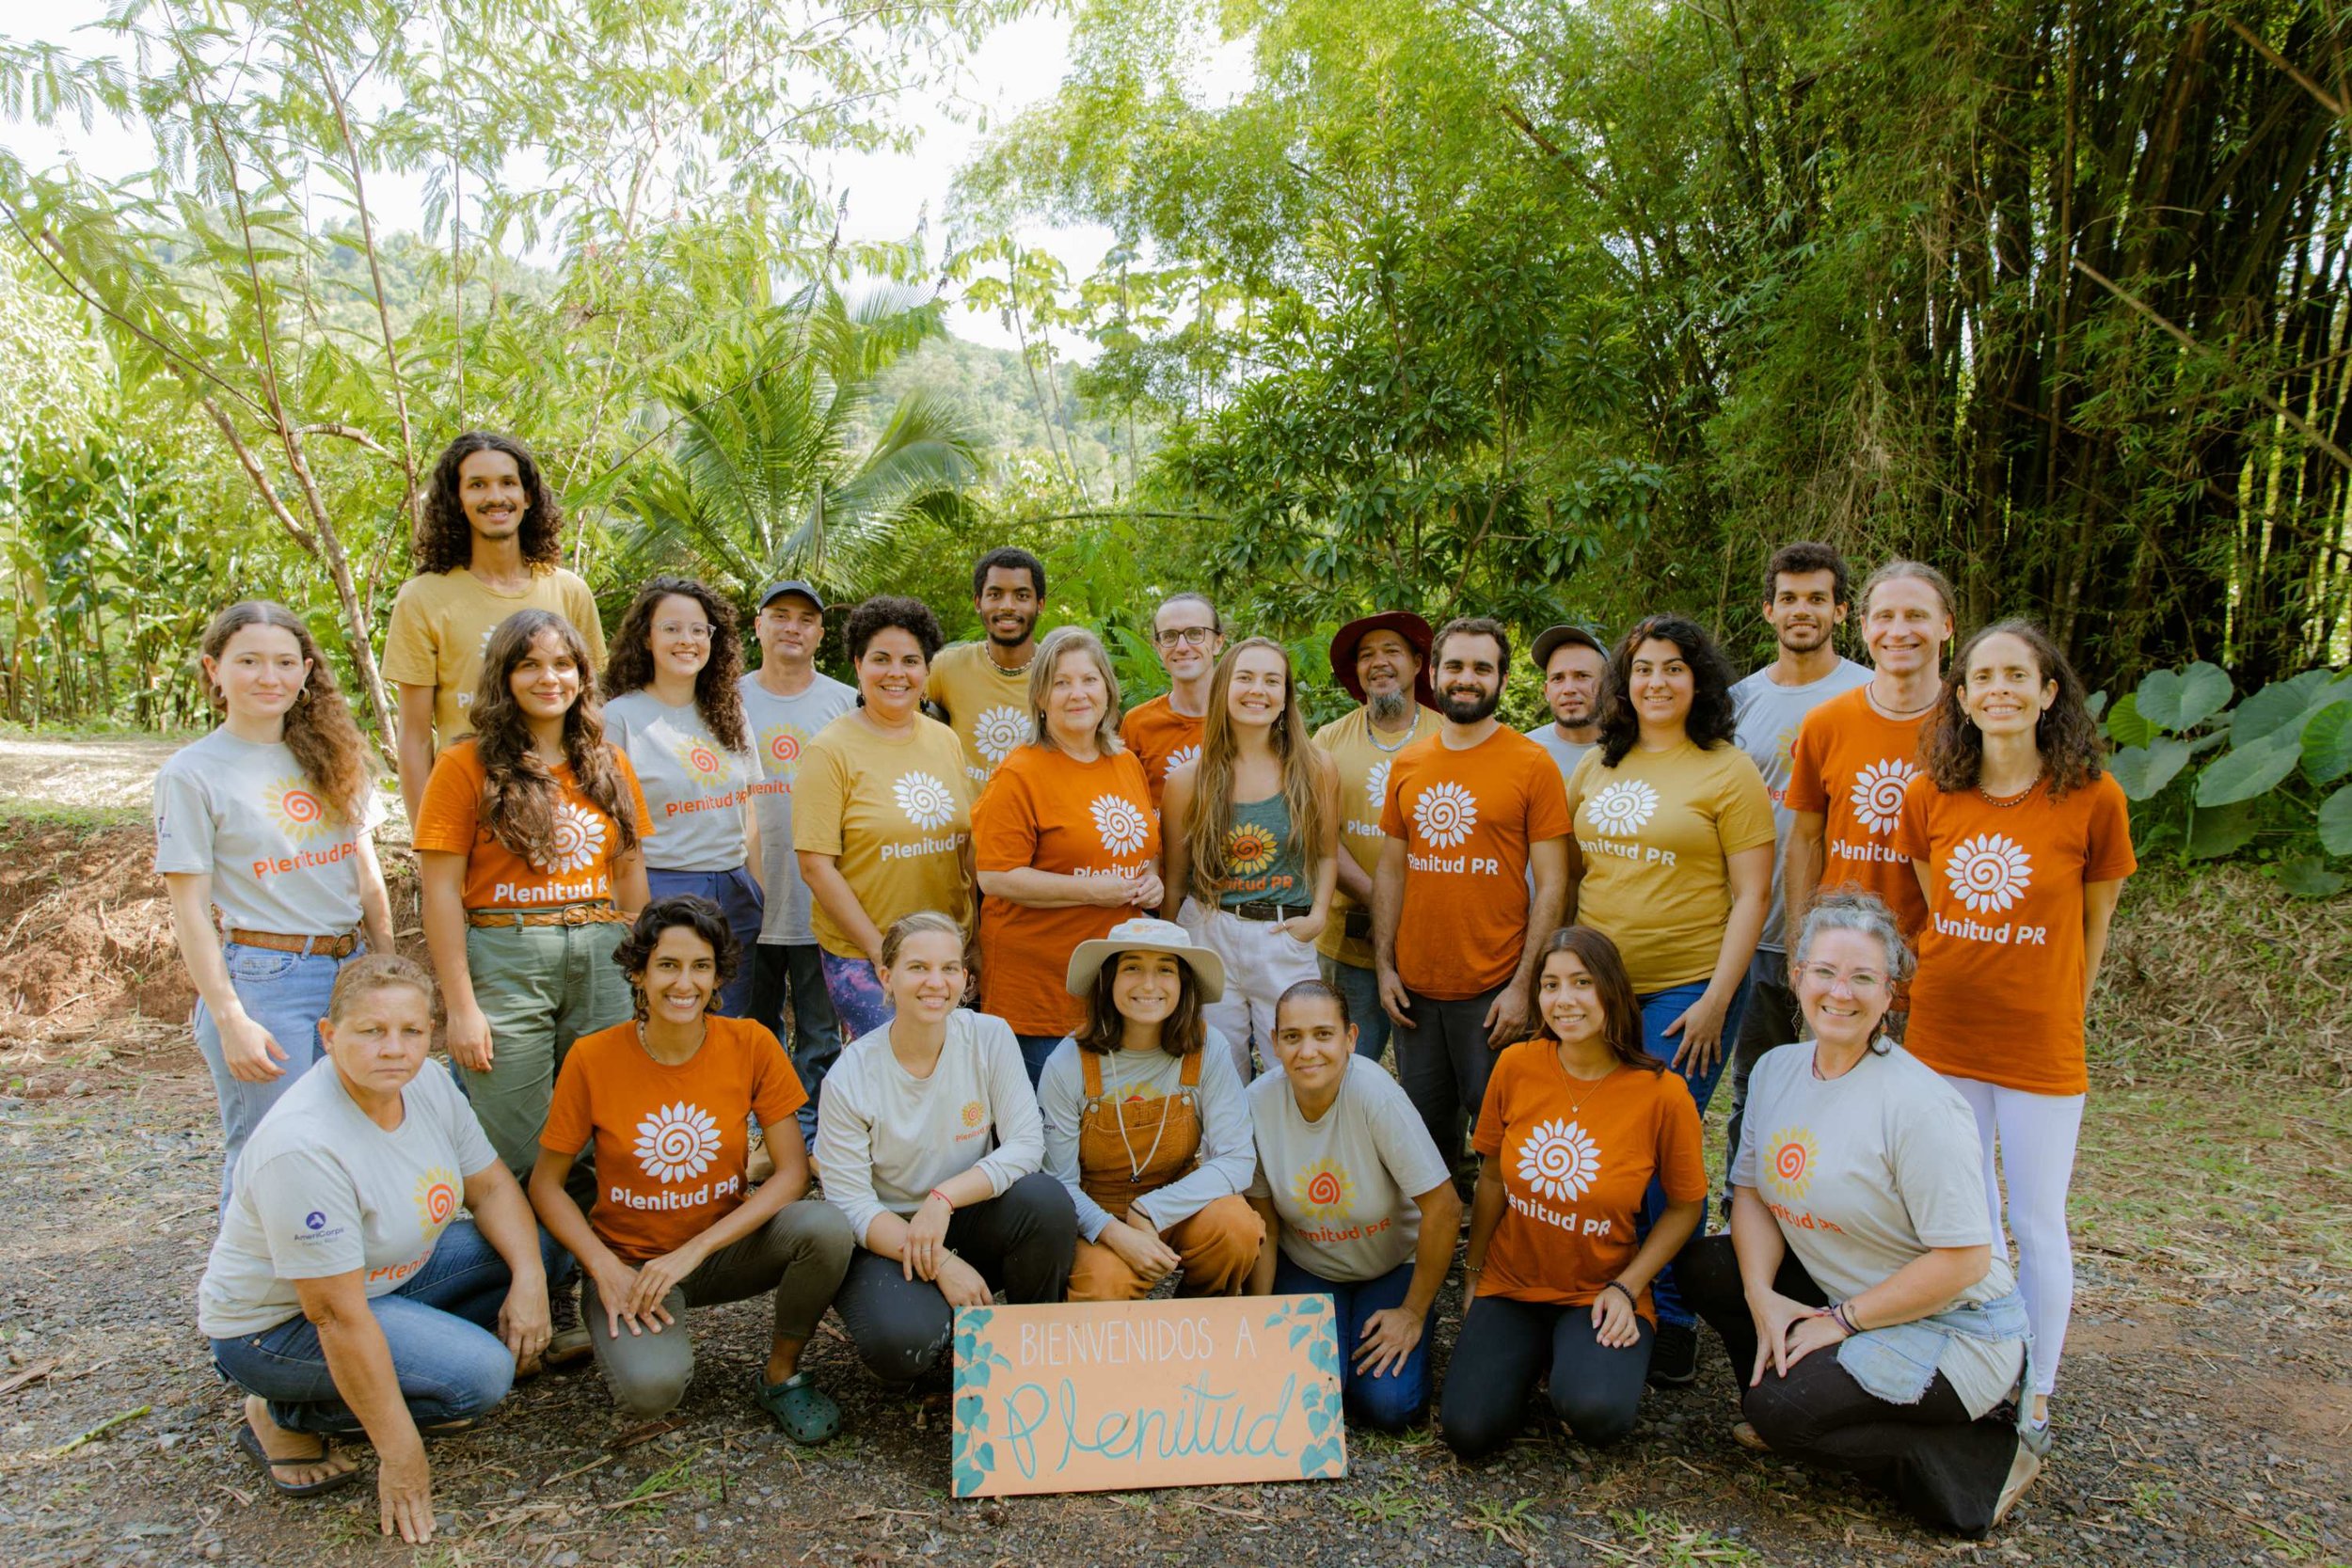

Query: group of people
left=159, top=432, right=2136, bottom=1543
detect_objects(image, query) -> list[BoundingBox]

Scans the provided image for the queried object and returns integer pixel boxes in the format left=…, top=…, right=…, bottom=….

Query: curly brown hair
left=612, top=895, right=742, bottom=1021
left=602, top=577, right=749, bottom=752
left=1921, top=619, right=2106, bottom=799
left=1073, top=950, right=1209, bottom=1058
left=199, top=600, right=376, bottom=827
left=1597, top=614, right=1740, bottom=767
left=467, top=610, right=642, bottom=866
left=417, top=432, right=564, bottom=575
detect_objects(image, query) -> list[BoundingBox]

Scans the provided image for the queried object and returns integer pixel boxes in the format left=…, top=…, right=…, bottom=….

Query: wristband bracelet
left=1601, top=1280, right=1637, bottom=1308
left=1829, top=1301, right=1860, bottom=1337
left=928, top=1188, right=953, bottom=1209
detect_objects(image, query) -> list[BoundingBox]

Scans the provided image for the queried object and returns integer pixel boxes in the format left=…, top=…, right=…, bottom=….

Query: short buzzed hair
left=972, top=546, right=1046, bottom=600
left=1764, top=542, right=1851, bottom=606
left=1432, top=615, right=1511, bottom=669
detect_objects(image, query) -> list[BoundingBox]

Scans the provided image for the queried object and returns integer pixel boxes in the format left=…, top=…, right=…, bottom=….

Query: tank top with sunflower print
left=1216, top=793, right=1306, bottom=907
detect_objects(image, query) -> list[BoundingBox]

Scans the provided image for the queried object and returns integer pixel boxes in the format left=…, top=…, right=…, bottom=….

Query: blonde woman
left=1162, top=638, right=1339, bottom=1080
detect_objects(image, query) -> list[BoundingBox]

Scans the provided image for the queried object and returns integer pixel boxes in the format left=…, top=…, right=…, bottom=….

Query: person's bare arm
left=1459, top=1158, right=1506, bottom=1288
left=165, top=873, right=287, bottom=1082
left=611, top=847, right=648, bottom=919
left=1784, top=810, right=1827, bottom=933
left=1487, top=836, right=1567, bottom=1046
left=740, top=802, right=766, bottom=899
left=393, top=684, right=437, bottom=836
left=2081, top=879, right=2125, bottom=1006
left=420, top=851, right=488, bottom=1070
left=1158, top=763, right=1197, bottom=921
left=1245, top=1195, right=1281, bottom=1294
left=977, top=866, right=1130, bottom=909
left=1280, top=762, right=1343, bottom=944
left=459, top=1161, right=549, bottom=1368
left=1661, top=844, right=1770, bottom=1075
left=1372, top=836, right=1410, bottom=1025
left=352, top=833, right=395, bottom=954
left=292, top=1270, right=436, bottom=1542
left=799, top=851, right=884, bottom=966
left=1353, top=1180, right=1461, bottom=1377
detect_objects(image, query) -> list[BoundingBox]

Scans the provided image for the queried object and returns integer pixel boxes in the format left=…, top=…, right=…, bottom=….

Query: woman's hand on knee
left=498, top=1278, right=551, bottom=1369
left=1104, top=1215, right=1180, bottom=1282
left=1590, top=1282, right=1642, bottom=1349
left=589, top=1256, right=663, bottom=1338
left=936, top=1253, right=993, bottom=1309
left=1747, top=1290, right=1815, bottom=1386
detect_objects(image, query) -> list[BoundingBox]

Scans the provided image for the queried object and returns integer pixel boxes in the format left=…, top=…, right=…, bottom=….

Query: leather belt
left=466, top=903, right=628, bottom=929
left=226, top=929, right=360, bottom=958
left=1230, top=900, right=1310, bottom=924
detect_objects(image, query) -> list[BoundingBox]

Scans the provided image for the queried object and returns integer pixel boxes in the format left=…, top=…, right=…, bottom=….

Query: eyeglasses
left=1154, top=626, right=1217, bottom=648
left=1796, top=963, right=1889, bottom=994
left=656, top=621, right=715, bottom=641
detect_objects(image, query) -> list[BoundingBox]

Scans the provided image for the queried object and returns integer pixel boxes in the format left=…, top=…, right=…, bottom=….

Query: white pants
left=1942, top=1074, right=2084, bottom=1398
left=1177, top=903, right=1323, bottom=1083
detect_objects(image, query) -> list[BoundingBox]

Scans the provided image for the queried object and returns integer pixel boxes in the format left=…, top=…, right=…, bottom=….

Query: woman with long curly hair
left=1893, top=619, right=2134, bottom=1434
left=383, top=432, right=603, bottom=828
left=1560, top=612, right=1774, bottom=1385
left=601, top=577, right=765, bottom=1017
left=157, top=601, right=394, bottom=1207
left=1160, top=637, right=1338, bottom=1081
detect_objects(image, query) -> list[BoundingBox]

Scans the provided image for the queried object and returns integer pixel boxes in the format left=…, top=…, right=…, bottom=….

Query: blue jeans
left=1635, top=975, right=1752, bottom=1329
left=644, top=866, right=765, bottom=1018
left=1270, top=1255, right=1430, bottom=1431
left=1014, top=1034, right=1065, bottom=1087
left=750, top=942, right=841, bottom=1149
left=1317, top=956, right=1393, bottom=1064
left=193, top=943, right=349, bottom=1209
left=209, top=1219, right=570, bottom=1436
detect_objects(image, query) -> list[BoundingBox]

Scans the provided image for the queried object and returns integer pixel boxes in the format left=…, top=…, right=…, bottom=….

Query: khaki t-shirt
left=925, top=641, right=1037, bottom=789
left=1311, top=705, right=1441, bottom=969
left=1565, top=740, right=1776, bottom=993
left=381, top=566, right=607, bottom=744
left=791, top=712, right=975, bottom=959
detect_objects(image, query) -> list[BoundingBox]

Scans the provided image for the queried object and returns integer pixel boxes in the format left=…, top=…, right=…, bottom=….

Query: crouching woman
left=199, top=955, right=561, bottom=1544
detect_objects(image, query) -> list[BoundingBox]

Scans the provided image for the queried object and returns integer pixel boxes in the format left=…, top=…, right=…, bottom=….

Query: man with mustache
left=1372, top=617, right=1571, bottom=1166
left=925, top=546, right=1048, bottom=789
left=1311, top=612, right=1442, bottom=1065
left=1526, top=624, right=1608, bottom=787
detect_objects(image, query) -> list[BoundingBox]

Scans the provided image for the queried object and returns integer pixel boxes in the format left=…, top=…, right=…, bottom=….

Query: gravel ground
left=1, top=1051, right=2342, bottom=1568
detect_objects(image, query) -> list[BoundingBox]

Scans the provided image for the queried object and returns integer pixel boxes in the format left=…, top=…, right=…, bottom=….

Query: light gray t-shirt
left=1733, top=1041, right=2023, bottom=1417
left=738, top=670, right=857, bottom=944
left=1248, top=1055, right=1452, bottom=1283
left=1037, top=1031, right=1255, bottom=1242
left=1731, top=658, right=1871, bottom=949
left=152, top=728, right=385, bottom=936
left=601, top=690, right=757, bottom=873
left=1524, top=723, right=1597, bottom=790
left=197, top=1058, right=500, bottom=1338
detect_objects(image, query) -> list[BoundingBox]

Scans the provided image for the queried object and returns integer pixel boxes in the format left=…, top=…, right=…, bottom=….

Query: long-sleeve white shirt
left=1035, top=1029, right=1257, bottom=1243
left=815, top=1007, right=1045, bottom=1245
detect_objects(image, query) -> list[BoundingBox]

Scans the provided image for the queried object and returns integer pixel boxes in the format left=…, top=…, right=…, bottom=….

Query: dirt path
left=0, top=736, right=183, bottom=814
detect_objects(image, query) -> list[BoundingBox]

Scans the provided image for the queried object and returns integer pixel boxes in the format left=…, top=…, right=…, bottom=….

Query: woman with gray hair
left=1676, top=893, right=2042, bottom=1537
left=973, top=625, right=1166, bottom=1084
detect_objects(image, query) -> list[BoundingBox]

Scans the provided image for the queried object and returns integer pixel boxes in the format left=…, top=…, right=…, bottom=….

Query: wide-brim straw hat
left=1328, top=610, right=1437, bottom=708
left=1063, top=916, right=1227, bottom=1002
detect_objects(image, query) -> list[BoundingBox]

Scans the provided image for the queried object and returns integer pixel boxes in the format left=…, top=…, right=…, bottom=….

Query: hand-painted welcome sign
left=948, top=1294, right=1347, bottom=1497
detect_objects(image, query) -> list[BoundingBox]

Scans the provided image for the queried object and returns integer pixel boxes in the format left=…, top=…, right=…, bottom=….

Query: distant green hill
left=858, top=332, right=1141, bottom=489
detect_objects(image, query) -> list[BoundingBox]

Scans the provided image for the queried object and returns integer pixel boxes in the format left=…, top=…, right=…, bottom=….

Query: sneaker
left=1646, top=1321, right=1698, bottom=1387
left=546, top=1279, right=592, bottom=1368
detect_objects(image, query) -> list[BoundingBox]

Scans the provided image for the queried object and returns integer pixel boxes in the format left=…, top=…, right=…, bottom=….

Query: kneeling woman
left=529, top=897, right=855, bottom=1441
left=817, top=912, right=1076, bottom=1382
left=1440, top=927, right=1705, bottom=1457
left=1247, top=980, right=1459, bottom=1429
left=1040, top=918, right=1262, bottom=1301
left=1676, top=895, right=2037, bottom=1537
left=199, top=956, right=559, bottom=1544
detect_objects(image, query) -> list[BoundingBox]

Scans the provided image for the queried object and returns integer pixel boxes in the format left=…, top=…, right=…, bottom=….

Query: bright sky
left=0, top=5, right=1136, bottom=353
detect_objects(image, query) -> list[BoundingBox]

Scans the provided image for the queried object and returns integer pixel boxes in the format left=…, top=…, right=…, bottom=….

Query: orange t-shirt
left=1892, top=772, right=2136, bottom=1095
left=972, top=744, right=1162, bottom=1036
left=542, top=1015, right=808, bottom=1263
left=1378, top=727, right=1572, bottom=999
left=1470, top=1041, right=1705, bottom=1318
left=412, top=739, right=652, bottom=910
left=1119, top=695, right=1203, bottom=808
left=1783, top=687, right=1932, bottom=937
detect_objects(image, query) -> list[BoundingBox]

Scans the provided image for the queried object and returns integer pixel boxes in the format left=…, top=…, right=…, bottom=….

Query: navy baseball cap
left=757, top=580, right=825, bottom=612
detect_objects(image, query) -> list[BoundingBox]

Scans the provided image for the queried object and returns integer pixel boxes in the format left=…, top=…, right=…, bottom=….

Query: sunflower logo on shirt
left=535, top=801, right=609, bottom=874
left=1946, top=832, right=2033, bottom=912
left=412, top=1167, right=460, bottom=1232
left=1766, top=1127, right=1819, bottom=1198
left=635, top=1101, right=723, bottom=1183
left=673, top=733, right=733, bottom=786
left=1225, top=819, right=1279, bottom=876
left=267, top=775, right=333, bottom=842
left=972, top=705, right=1030, bottom=764
left=1365, top=759, right=1392, bottom=815
left=1091, top=794, right=1152, bottom=856
left=894, top=771, right=957, bottom=830
left=758, top=721, right=808, bottom=781
left=1411, top=780, right=1479, bottom=848
left=1516, top=1118, right=1602, bottom=1201
left=1585, top=778, right=1661, bottom=836
left=1164, top=743, right=1200, bottom=779
left=1849, top=758, right=1920, bottom=835
left=1292, top=1158, right=1353, bottom=1217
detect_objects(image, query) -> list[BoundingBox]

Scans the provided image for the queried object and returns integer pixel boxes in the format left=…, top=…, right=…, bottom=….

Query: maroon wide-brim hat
left=1328, top=610, right=1437, bottom=708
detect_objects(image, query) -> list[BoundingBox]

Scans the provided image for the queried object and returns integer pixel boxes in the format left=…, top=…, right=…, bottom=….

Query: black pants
left=1721, top=964, right=1799, bottom=1206
left=1393, top=983, right=1504, bottom=1165
left=1438, top=1294, right=1655, bottom=1458
left=1676, top=1235, right=2020, bottom=1537
left=833, top=1171, right=1076, bottom=1384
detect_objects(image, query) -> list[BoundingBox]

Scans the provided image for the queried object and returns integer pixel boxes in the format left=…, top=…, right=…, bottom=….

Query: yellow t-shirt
left=1311, top=704, right=1441, bottom=969
left=381, top=567, right=607, bottom=744
left=924, top=641, right=1037, bottom=789
left=1564, top=739, right=1776, bottom=992
left=791, top=712, right=976, bottom=959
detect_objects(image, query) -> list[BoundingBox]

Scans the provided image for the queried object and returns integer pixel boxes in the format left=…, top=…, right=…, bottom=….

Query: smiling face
left=1152, top=599, right=1223, bottom=682
left=1043, top=642, right=1109, bottom=745
left=882, top=928, right=966, bottom=1023
left=1433, top=632, right=1503, bottom=723
left=456, top=449, right=526, bottom=545
left=1627, top=637, right=1695, bottom=732
left=633, top=923, right=719, bottom=1026
left=321, top=982, right=435, bottom=1096
left=1543, top=643, right=1605, bottom=729
left=1271, top=992, right=1355, bottom=1099
left=1110, top=950, right=1184, bottom=1031
left=508, top=628, right=583, bottom=722
left=977, top=564, right=1041, bottom=650
left=205, top=623, right=310, bottom=722
left=1354, top=629, right=1421, bottom=705
left=648, top=593, right=713, bottom=685
left=1961, top=631, right=2057, bottom=740
left=1764, top=568, right=1845, bottom=655
left=1537, top=948, right=1607, bottom=1050
left=1864, top=576, right=1955, bottom=680
left=1225, top=644, right=1290, bottom=730
left=855, top=626, right=929, bottom=721
left=755, top=594, right=823, bottom=669
left=1793, top=927, right=1893, bottom=1050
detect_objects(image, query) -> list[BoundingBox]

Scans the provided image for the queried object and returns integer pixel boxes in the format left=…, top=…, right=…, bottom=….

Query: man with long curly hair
left=383, top=432, right=607, bottom=826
